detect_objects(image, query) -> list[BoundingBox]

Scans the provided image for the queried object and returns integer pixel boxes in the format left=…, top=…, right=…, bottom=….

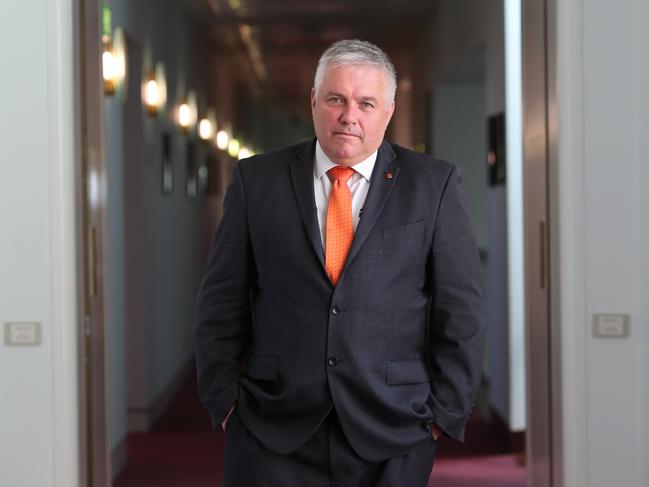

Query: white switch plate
left=592, top=314, right=629, bottom=338
left=4, top=322, right=42, bottom=346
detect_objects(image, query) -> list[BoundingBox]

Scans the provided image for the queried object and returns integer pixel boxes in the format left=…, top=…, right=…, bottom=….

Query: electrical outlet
left=592, top=314, right=629, bottom=338
left=4, top=322, right=42, bottom=346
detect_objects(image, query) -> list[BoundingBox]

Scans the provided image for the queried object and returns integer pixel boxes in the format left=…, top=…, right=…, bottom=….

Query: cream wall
left=0, top=0, right=80, bottom=485
left=553, top=0, right=649, bottom=486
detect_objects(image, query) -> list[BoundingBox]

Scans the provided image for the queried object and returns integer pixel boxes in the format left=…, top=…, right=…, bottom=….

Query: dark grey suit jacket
left=194, top=139, right=486, bottom=462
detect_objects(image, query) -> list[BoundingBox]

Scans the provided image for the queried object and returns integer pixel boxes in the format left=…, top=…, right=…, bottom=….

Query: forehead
left=321, top=64, right=388, bottom=94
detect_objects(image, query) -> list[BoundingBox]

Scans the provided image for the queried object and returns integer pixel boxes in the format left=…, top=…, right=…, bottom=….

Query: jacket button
left=327, top=357, right=338, bottom=367
left=331, top=306, right=340, bottom=316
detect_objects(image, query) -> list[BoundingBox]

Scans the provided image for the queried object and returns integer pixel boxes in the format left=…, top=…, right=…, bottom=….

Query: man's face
left=311, top=64, right=395, bottom=166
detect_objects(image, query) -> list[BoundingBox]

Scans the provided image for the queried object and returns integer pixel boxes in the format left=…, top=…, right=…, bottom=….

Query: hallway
left=5, top=0, right=649, bottom=485
left=114, top=373, right=524, bottom=487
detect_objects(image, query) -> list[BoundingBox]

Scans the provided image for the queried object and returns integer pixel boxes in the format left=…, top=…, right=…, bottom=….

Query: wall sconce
left=177, top=90, right=197, bottom=135
left=178, top=102, right=191, bottom=133
left=144, top=75, right=160, bottom=115
left=142, top=63, right=166, bottom=117
left=102, top=27, right=126, bottom=98
left=238, top=147, right=252, bottom=160
left=102, top=42, right=116, bottom=95
left=198, top=118, right=212, bottom=140
left=216, top=130, right=230, bottom=151
left=227, top=138, right=240, bottom=158
left=198, top=108, right=216, bottom=142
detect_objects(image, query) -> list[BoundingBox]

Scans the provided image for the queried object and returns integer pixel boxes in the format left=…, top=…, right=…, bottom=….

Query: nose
left=339, top=103, right=359, bottom=126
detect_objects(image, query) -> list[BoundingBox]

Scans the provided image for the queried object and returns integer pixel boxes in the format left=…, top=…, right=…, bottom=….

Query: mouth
left=333, top=132, right=361, bottom=139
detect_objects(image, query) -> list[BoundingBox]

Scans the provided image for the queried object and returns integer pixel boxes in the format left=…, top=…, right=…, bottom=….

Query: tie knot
left=328, top=166, right=355, bottom=184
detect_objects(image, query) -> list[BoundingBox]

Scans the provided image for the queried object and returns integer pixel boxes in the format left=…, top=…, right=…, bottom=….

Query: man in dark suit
left=194, top=39, right=486, bottom=486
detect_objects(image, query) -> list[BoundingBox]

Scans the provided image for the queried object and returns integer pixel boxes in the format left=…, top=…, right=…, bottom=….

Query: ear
left=310, top=87, right=317, bottom=112
left=386, top=100, right=395, bottom=124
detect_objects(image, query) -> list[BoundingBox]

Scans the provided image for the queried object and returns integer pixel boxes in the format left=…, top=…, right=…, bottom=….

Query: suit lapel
left=289, top=140, right=326, bottom=269
left=343, top=140, right=398, bottom=273
left=289, top=139, right=399, bottom=282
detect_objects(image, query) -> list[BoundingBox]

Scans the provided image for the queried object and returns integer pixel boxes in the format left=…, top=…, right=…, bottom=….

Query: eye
left=327, top=96, right=344, bottom=105
left=361, top=101, right=375, bottom=110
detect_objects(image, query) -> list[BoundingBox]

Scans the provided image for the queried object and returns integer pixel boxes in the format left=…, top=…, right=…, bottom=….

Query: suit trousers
left=222, top=410, right=437, bottom=487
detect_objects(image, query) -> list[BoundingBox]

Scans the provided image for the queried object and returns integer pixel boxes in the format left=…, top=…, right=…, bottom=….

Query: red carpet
left=431, top=455, right=525, bottom=487
left=114, top=374, right=525, bottom=486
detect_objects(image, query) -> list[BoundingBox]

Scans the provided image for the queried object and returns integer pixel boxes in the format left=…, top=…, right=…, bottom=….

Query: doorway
left=74, top=0, right=558, bottom=485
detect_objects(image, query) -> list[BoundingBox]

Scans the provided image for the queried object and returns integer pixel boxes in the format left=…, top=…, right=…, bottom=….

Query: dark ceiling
left=191, top=0, right=436, bottom=102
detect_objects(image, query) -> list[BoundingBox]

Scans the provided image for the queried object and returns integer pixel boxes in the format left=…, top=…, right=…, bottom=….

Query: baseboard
left=127, top=357, right=194, bottom=432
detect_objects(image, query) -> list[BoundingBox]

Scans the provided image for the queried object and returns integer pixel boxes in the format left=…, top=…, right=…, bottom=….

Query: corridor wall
left=102, top=0, right=208, bottom=476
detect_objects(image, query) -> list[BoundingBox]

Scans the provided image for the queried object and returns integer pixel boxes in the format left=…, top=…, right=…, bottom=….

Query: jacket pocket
left=386, top=359, right=431, bottom=385
left=383, top=220, right=425, bottom=240
left=246, top=355, right=279, bottom=381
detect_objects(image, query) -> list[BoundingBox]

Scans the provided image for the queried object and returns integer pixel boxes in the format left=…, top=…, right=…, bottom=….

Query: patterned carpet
left=114, top=374, right=525, bottom=487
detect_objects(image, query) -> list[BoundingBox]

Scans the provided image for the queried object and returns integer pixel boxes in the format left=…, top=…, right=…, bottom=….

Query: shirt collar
left=314, top=140, right=377, bottom=182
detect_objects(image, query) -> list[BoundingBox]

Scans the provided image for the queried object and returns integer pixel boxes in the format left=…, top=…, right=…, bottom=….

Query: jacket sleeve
left=193, top=162, right=253, bottom=429
left=426, top=165, right=487, bottom=441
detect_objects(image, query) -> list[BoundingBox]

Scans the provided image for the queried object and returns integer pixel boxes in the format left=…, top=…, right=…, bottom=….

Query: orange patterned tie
left=326, top=166, right=355, bottom=286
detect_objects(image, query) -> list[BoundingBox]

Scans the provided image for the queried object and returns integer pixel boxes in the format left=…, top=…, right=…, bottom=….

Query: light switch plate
left=592, top=314, right=630, bottom=338
left=4, top=322, right=42, bottom=346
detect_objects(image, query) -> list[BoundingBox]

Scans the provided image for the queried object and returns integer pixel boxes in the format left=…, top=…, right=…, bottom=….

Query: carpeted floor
left=429, top=455, right=525, bottom=487
left=114, top=374, right=525, bottom=486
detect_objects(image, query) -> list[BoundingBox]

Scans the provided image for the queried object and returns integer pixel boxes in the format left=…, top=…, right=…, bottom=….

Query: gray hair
left=313, top=39, right=397, bottom=105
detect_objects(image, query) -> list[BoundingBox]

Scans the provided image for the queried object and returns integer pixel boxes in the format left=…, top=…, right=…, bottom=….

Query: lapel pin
left=385, top=171, right=393, bottom=180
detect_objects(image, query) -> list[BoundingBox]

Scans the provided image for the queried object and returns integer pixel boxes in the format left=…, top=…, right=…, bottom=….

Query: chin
left=332, top=150, right=359, bottom=163
left=331, top=143, right=360, bottom=158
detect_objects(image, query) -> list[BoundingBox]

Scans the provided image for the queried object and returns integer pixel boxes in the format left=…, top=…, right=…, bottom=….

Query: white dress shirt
left=313, top=141, right=377, bottom=248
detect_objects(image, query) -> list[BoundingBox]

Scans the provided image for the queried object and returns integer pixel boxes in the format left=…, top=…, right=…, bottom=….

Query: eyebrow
left=359, top=96, right=378, bottom=104
left=324, top=92, right=379, bottom=104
